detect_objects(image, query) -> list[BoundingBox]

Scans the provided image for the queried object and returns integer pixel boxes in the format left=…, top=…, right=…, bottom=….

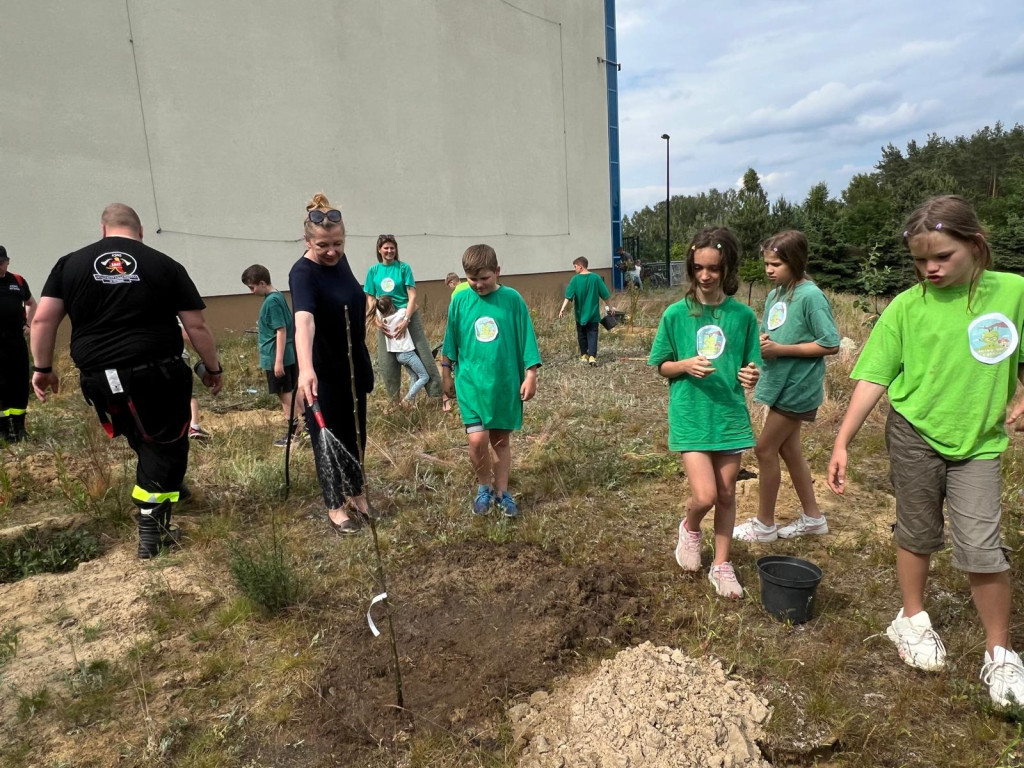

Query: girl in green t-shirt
left=828, top=195, right=1024, bottom=708
left=649, top=228, right=760, bottom=600
left=734, top=230, right=839, bottom=544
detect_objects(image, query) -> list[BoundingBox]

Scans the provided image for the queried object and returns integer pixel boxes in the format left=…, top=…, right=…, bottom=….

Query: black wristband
left=32, top=365, right=53, bottom=374
left=206, top=367, right=223, bottom=376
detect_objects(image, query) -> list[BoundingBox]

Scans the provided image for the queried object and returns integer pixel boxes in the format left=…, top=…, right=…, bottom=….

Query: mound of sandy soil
left=512, top=641, right=771, bottom=768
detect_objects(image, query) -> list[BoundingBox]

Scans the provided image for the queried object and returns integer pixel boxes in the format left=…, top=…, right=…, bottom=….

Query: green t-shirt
left=754, top=281, right=840, bottom=412
left=648, top=296, right=762, bottom=452
left=852, top=270, right=1024, bottom=460
left=442, top=285, right=542, bottom=430
left=364, top=262, right=416, bottom=308
left=565, top=272, right=610, bottom=324
left=258, top=291, right=296, bottom=370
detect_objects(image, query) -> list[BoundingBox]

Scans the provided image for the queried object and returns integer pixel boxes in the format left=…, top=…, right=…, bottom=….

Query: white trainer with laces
left=778, top=513, right=828, bottom=539
left=674, top=519, right=702, bottom=572
left=733, top=517, right=779, bottom=543
left=981, top=646, right=1024, bottom=708
left=708, top=562, right=743, bottom=599
left=886, top=608, right=946, bottom=671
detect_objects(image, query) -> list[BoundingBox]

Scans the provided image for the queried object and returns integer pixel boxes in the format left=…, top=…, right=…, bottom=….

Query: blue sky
left=616, top=0, right=1024, bottom=215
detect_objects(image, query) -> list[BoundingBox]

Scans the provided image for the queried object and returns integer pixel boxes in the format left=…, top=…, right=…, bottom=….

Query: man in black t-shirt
left=31, top=204, right=224, bottom=559
left=0, top=246, right=37, bottom=442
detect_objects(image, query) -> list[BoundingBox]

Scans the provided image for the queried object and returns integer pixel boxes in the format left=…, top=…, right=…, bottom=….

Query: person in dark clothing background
left=0, top=246, right=38, bottom=442
left=30, top=204, right=223, bottom=558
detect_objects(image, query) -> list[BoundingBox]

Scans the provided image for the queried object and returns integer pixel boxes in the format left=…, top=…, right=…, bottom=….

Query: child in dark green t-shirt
left=441, top=245, right=542, bottom=519
left=558, top=256, right=612, bottom=366
left=648, top=228, right=760, bottom=599
left=241, top=264, right=301, bottom=447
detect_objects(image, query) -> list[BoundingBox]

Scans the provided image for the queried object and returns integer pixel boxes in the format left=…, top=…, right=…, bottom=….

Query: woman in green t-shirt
left=364, top=235, right=443, bottom=402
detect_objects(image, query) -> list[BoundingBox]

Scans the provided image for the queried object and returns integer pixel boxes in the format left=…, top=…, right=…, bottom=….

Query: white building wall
left=1, top=0, right=611, bottom=297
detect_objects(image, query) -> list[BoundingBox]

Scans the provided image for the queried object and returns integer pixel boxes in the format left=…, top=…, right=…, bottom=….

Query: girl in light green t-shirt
left=829, top=196, right=1024, bottom=708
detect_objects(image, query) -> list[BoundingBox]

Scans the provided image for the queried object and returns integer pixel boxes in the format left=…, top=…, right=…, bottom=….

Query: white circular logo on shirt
left=381, top=277, right=396, bottom=292
left=766, top=301, right=787, bottom=331
left=967, top=312, right=1019, bottom=364
left=696, top=324, right=726, bottom=359
left=92, top=251, right=140, bottom=284
left=474, top=316, right=499, bottom=342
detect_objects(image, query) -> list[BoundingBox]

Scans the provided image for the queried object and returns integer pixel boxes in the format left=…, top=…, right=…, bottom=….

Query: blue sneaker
left=473, top=486, right=495, bottom=516
left=498, top=491, right=520, bottom=519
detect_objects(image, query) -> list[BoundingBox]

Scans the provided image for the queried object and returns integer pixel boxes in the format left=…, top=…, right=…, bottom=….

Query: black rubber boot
left=137, top=508, right=162, bottom=559
left=0, top=417, right=11, bottom=444
left=10, top=414, right=27, bottom=442
left=156, top=502, right=182, bottom=550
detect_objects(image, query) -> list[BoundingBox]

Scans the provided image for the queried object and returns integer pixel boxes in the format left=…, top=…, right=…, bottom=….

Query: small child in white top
left=375, top=295, right=430, bottom=407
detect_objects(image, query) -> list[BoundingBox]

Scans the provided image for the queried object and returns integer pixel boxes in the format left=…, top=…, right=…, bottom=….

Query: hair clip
left=716, top=243, right=722, bottom=250
left=935, top=222, right=943, bottom=231
left=903, top=230, right=909, bottom=238
left=691, top=245, right=696, bottom=251
left=772, top=247, right=778, bottom=253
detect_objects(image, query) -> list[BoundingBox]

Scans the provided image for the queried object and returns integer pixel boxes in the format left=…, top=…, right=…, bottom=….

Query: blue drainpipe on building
left=602, top=0, right=624, bottom=290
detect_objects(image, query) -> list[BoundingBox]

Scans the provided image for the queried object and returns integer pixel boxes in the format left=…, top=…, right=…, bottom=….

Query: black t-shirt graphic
left=41, top=236, right=205, bottom=370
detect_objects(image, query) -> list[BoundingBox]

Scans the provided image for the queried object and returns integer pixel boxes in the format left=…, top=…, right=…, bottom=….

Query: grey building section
left=1, top=1, right=612, bottom=304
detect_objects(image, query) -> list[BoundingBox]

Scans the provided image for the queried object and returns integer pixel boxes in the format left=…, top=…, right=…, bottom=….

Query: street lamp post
left=660, top=134, right=670, bottom=285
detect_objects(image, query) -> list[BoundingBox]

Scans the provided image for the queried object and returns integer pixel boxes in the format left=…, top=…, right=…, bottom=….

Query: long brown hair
left=903, top=195, right=990, bottom=308
left=683, top=227, right=740, bottom=315
left=762, top=229, right=808, bottom=300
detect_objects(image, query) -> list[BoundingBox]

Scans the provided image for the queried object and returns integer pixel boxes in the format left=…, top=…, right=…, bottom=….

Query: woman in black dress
left=289, top=193, right=374, bottom=534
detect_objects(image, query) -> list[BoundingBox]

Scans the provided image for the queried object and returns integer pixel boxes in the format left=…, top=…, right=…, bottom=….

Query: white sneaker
left=885, top=609, right=946, bottom=671
left=708, top=562, right=743, bottom=599
left=674, top=519, right=702, bottom=572
left=733, top=517, right=779, bottom=543
left=777, top=514, right=828, bottom=539
left=981, top=646, right=1024, bottom=707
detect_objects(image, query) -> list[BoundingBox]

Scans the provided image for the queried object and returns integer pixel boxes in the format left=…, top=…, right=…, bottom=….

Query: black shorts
left=266, top=363, right=298, bottom=395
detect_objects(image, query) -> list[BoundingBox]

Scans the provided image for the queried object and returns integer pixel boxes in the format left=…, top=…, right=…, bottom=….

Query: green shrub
left=228, top=539, right=306, bottom=615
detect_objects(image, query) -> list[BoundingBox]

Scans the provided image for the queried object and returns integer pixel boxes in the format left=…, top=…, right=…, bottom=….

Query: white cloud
left=714, top=82, right=900, bottom=143
left=837, top=100, right=943, bottom=142
left=987, top=33, right=1024, bottom=75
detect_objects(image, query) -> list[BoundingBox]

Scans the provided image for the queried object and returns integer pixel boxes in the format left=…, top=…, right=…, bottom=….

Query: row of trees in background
left=622, top=123, right=1024, bottom=296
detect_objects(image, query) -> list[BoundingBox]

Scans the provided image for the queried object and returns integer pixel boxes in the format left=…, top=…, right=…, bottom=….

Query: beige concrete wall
left=1, top=1, right=611, bottom=300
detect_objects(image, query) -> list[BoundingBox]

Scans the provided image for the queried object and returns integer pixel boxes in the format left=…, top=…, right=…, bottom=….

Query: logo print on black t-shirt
left=93, top=252, right=140, bottom=284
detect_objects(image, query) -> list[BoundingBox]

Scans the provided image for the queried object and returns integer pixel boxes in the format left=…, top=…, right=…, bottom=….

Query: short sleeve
left=806, top=292, right=840, bottom=347
left=442, top=292, right=461, bottom=361
left=290, top=262, right=317, bottom=315
left=743, top=308, right=762, bottom=367
left=564, top=276, right=576, bottom=300
left=851, top=311, right=902, bottom=386
left=266, top=294, right=290, bottom=330
left=402, top=263, right=416, bottom=288
left=648, top=310, right=677, bottom=368
left=599, top=278, right=610, bottom=300
left=41, top=259, right=66, bottom=300
left=171, top=262, right=205, bottom=312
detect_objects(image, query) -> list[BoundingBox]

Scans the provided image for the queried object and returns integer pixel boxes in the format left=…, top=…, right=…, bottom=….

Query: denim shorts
left=886, top=409, right=1008, bottom=573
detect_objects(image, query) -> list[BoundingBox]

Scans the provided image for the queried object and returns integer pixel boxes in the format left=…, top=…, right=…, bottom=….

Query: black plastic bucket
left=757, top=555, right=823, bottom=624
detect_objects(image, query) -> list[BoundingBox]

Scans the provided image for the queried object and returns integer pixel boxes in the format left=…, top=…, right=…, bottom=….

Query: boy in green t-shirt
left=441, top=244, right=542, bottom=518
left=558, top=256, right=612, bottom=366
left=241, top=265, right=301, bottom=447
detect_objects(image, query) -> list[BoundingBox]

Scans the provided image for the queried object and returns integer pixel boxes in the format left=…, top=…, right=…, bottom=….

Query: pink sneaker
left=708, top=562, right=743, bottom=599
left=674, top=519, right=702, bottom=572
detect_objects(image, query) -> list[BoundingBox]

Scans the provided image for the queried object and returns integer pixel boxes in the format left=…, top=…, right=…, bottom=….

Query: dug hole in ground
left=511, top=641, right=771, bottom=768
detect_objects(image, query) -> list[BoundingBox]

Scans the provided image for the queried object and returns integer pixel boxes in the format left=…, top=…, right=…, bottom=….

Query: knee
left=754, top=439, right=776, bottom=464
left=716, top=489, right=736, bottom=509
left=689, top=493, right=715, bottom=514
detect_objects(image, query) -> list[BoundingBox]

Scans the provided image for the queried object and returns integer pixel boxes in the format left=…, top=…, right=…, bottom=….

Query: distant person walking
left=559, top=256, right=612, bottom=366
left=31, top=204, right=222, bottom=559
left=0, top=246, right=37, bottom=442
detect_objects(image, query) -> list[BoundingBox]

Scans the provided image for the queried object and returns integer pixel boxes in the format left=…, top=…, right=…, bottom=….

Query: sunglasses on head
left=307, top=209, right=342, bottom=225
